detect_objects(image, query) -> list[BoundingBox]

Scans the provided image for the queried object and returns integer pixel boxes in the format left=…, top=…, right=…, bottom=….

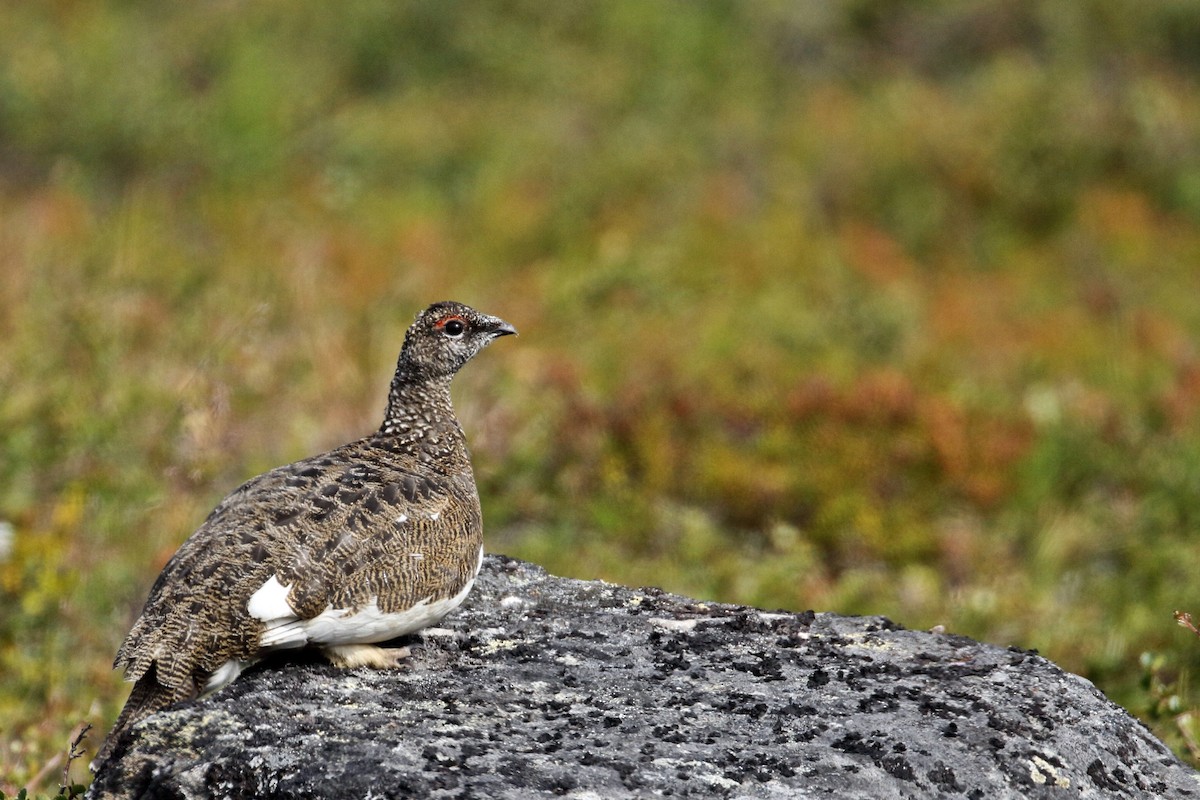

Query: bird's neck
left=375, top=368, right=470, bottom=469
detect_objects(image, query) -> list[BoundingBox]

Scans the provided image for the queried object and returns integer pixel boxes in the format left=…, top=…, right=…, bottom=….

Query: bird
left=96, top=301, right=516, bottom=764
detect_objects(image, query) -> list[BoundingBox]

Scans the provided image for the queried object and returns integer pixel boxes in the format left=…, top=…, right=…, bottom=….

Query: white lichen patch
left=418, top=626, right=457, bottom=638
left=701, top=774, right=741, bottom=790
left=649, top=617, right=699, bottom=632
left=625, top=595, right=645, bottom=608
left=651, top=758, right=739, bottom=789
left=476, top=626, right=508, bottom=637
left=480, top=638, right=519, bottom=655
left=1029, top=755, right=1070, bottom=788
left=551, top=690, right=590, bottom=708
left=837, top=632, right=898, bottom=652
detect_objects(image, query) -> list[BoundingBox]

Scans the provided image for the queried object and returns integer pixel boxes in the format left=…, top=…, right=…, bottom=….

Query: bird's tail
left=92, top=667, right=181, bottom=769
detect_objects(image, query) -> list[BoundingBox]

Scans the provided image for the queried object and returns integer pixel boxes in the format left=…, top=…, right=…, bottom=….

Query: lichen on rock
left=90, top=555, right=1200, bottom=799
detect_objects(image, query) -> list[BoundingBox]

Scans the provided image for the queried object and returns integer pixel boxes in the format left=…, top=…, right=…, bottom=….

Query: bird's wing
left=114, top=443, right=477, bottom=691
left=243, top=455, right=483, bottom=650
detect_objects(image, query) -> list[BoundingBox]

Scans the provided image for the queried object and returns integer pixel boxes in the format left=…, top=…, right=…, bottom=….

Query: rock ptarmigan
left=97, top=301, right=515, bottom=763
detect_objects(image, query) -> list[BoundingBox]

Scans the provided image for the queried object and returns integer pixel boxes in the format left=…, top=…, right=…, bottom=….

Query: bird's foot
left=321, top=643, right=412, bottom=669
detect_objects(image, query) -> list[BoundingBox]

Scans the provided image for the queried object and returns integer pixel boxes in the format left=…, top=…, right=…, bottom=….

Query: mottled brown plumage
left=98, top=301, right=515, bottom=763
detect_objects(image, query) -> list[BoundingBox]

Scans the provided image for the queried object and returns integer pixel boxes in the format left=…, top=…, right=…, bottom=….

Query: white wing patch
left=247, top=575, right=295, bottom=623
left=203, top=658, right=250, bottom=695
left=248, top=546, right=483, bottom=652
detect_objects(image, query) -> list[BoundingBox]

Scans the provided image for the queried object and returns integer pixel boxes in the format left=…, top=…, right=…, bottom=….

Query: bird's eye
left=442, top=319, right=466, bottom=338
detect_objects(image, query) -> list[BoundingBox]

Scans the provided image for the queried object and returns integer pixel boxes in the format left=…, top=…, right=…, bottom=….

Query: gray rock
left=90, top=555, right=1200, bottom=799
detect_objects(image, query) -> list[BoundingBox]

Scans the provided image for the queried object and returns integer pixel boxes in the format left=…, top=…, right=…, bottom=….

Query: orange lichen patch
left=1078, top=187, right=1158, bottom=244
left=841, top=368, right=919, bottom=425
left=926, top=270, right=1027, bottom=364
left=28, top=185, right=95, bottom=242
left=1159, top=359, right=1200, bottom=432
left=700, top=169, right=758, bottom=225
left=786, top=376, right=838, bottom=422
left=801, top=85, right=860, bottom=150
left=1135, top=310, right=1191, bottom=363
left=788, top=370, right=919, bottom=428
left=920, top=396, right=971, bottom=480
left=839, top=222, right=918, bottom=286
left=393, top=216, right=450, bottom=273
left=781, top=366, right=1034, bottom=514
left=921, top=396, right=1032, bottom=507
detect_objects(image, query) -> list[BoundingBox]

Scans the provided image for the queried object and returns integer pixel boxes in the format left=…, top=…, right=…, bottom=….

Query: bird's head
left=400, top=301, right=517, bottom=380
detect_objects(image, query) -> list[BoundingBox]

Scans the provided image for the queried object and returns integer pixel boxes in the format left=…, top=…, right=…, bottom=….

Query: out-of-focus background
left=4, top=1, right=1200, bottom=791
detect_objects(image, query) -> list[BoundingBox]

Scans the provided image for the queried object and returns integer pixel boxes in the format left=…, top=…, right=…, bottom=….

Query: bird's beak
left=490, top=318, right=518, bottom=338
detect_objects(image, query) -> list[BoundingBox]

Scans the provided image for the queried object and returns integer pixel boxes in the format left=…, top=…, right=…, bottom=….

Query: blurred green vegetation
left=4, top=0, right=1200, bottom=791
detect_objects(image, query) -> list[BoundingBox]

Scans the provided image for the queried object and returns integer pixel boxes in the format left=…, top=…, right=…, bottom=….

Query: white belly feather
left=203, top=549, right=483, bottom=694
left=246, top=546, right=483, bottom=651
